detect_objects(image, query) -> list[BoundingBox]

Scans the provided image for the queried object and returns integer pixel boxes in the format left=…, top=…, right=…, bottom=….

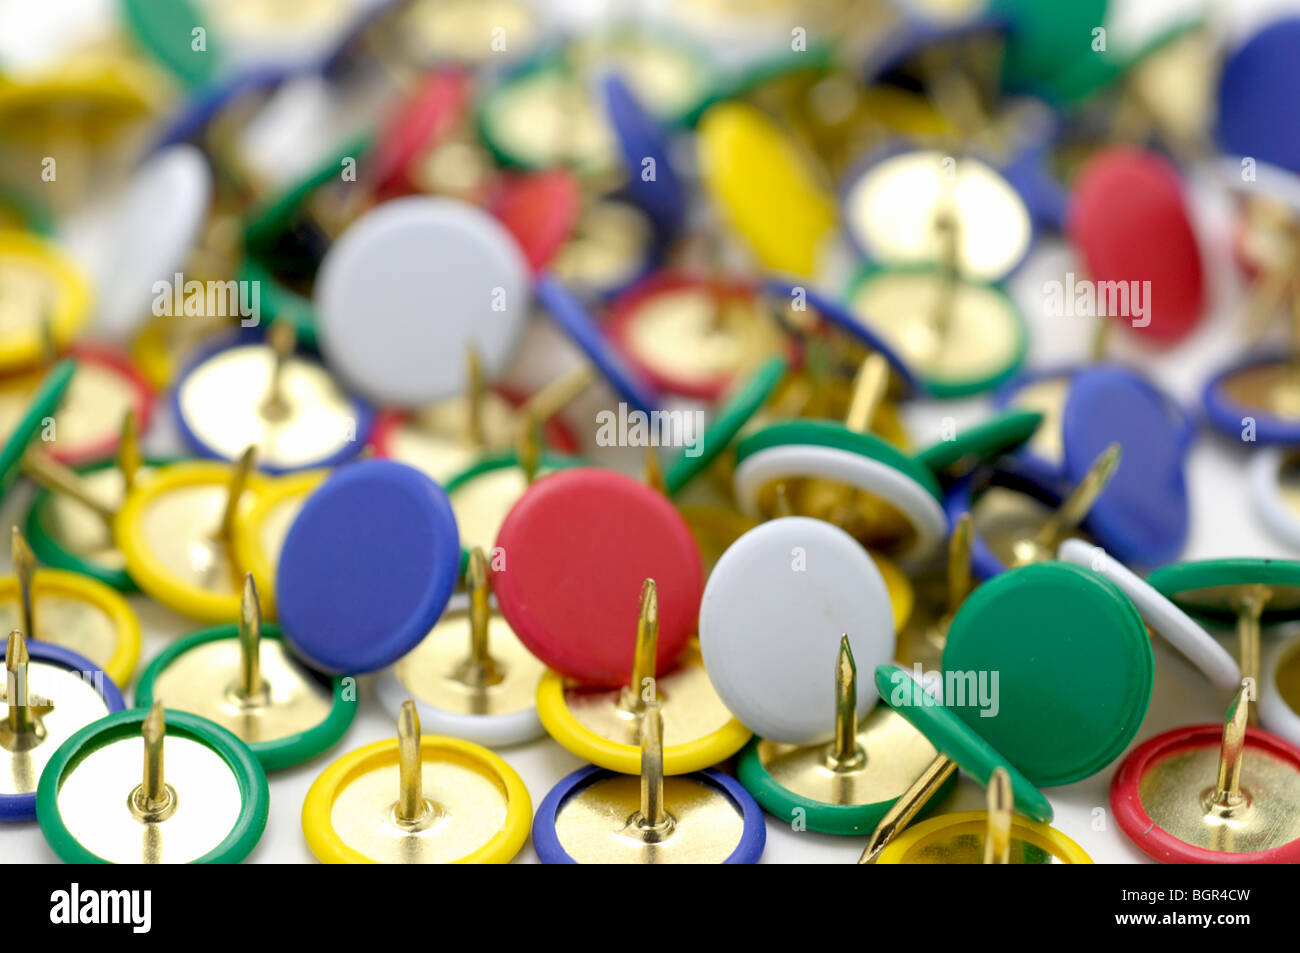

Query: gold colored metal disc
left=568, top=33, right=711, bottom=124
left=411, top=137, right=494, bottom=201
left=0, top=596, right=119, bottom=676
left=450, top=465, right=556, bottom=553
left=847, top=271, right=1022, bottom=384
left=395, top=604, right=544, bottom=717
left=384, top=392, right=519, bottom=483
left=486, top=70, right=617, bottom=175
left=0, top=254, right=61, bottom=341
left=892, top=830, right=1060, bottom=864
left=1139, top=745, right=1300, bottom=853
left=679, top=505, right=758, bottom=574
left=1163, top=583, right=1300, bottom=615
left=45, top=360, right=139, bottom=454
left=561, top=654, right=735, bottom=749
left=178, top=346, right=359, bottom=469
left=549, top=200, right=652, bottom=295
left=971, top=482, right=1091, bottom=568
left=622, top=285, right=784, bottom=390
left=1218, top=361, right=1300, bottom=419
left=755, top=476, right=917, bottom=552
left=756, top=704, right=940, bottom=806
left=55, top=734, right=242, bottom=863
left=398, top=0, right=537, bottom=65
left=150, top=639, right=334, bottom=744
left=1126, top=28, right=1214, bottom=149
left=554, top=774, right=744, bottom=863
left=844, top=151, right=1032, bottom=282
left=1, top=663, right=109, bottom=795
left=135, top=484, right=257, bottom=597
left=1005, top=374, right=1069, bottom=465
left=33, top=464, right=156, bottom=571
left=329, top=757, right=510, bottom=863
left=895, top=570, right=949, bottom=670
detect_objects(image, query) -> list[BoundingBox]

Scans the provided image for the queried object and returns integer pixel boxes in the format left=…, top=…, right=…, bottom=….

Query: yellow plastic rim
left=301, top=735, right=532, bottom=864
left=0, top=230, right=91, bottom=372
left=536, top=643, right=752, bottom=776
left=0, top=568, right=140, bottom=688
left=115, top=461, right=267, bottom=623
left=876, top=810, right=1094, bottom=864
left=233, top=469, right=327, bottom=620
left=871, top=551, right=914, bottom=632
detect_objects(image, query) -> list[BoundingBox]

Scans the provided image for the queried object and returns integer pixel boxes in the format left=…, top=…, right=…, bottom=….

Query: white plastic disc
left=698, top=516, right=896, bottom=746
left=1057, top=538, right=1242, bottom=691
left=732, top=442, right=947, bottom=567
left=61, top=144, right=211, bottom=338
left=1260, top=634, right=1300, bottom=747
left=1249, top=448, right=1300, bottom=549
left=314, top=196, right=529, bottom=406
left=373, top=596, right=545, bottom=747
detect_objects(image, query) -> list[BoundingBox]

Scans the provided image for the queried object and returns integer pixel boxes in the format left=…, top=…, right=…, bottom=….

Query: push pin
left=738, top=635, right=954, bottom=835
left=1112, top=687, right=1300, bottom=863
left=533, top=699, right=766, bottom=863
left=277, top=460, right=460, bottom=674
left=538, top=577, right=749, bottom=775
left=231, top=468, right=327, bottom=619
left=23, top=410, right=163, bottom=592
left=1, top=629, right=124, bottom=820
left=897, top=513, right=972, bottom=670
left=376, top=547, right=547, bottom=746
left=0, top=526, right=141, bottom=688
left=857, top=664, right=1054, bottom=864
left=173, top=321, right=373, bottom=473
left=302, top=699, right=531, bottom=863
left=136, top=574, right=354, bottom=769
left=1148, top=557, right=1300, bottom=725
left=732, top=351, right=948, bottom=567
left=873, top=766, right=1093, bottom=864
left=952, top=441, right=1122, bottom=578
left=37, top=700, right=268, bottom=862
left=115, top=446, right=268, bottom=622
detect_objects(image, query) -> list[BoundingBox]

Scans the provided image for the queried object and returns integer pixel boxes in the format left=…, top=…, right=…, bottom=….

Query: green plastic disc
left=0, top=360, right=74, bottom=500
left=237, top=257, right=318, bottom=348
left=119, top=0, right=222, bottom=90
left=736, top=419, right=944, bottom=503
left=941, top=561, right=1152, bottom=786
left=915, top=409, right=1044, bottom=479
left=736, top=727, right=958, bottom=835
left=25, top=456, right=176, bottom=591
left=875, top=664, right=1053, bottom=822
left=135, top=623, right=356, bottom=770
left=993, top=0, right=1109, bottom=98
left=37, top=708, right=268, bottom=864
left=665, top=356, right=787, bottom=496
left=1147, top=558, right=1300, bottom=624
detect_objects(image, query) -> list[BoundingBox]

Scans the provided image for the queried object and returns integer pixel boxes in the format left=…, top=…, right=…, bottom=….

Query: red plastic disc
left=605, top=270, right=765, bottom=401
left=488, top=171, right=582, bottom=275
left=493, top=468, right=703, bottom=686
left=1111, top=723, right=1300, bottom=864
left=1068, top=147, right=1205, bottom=345
left=372, top=68, right=473, bottom=201
left=49, top=345, right=153, bottom=465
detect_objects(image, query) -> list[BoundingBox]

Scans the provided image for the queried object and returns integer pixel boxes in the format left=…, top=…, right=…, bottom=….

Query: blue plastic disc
left=1202, top=353, right=1300, bottom=445
left=277, top=459, right=460, bottom=674
left=531, top=764, right=766, bottom=864
left=534, top=272, right=661, bottom=413
left=0, top=640, right=125, bottom=822
left=171, top=331, right=375, bottom=474
left=603, top=74, right=685, bottom=239
left=1063, top=365, right=1190, bottom=568
left=762, top=279, right=920, bottom=396
left=1216, top=17, right=1300, bottom=175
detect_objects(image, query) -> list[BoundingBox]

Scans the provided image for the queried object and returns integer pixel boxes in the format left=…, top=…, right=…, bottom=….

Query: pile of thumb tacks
left=3, top=0, right=1300, bottom=866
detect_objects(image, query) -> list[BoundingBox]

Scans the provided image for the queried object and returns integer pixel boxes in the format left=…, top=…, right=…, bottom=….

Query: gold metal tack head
left=984, top=766, right=1012, bottom=864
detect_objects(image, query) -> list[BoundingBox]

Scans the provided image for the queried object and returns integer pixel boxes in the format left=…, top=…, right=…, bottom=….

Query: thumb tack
left=532, top=699, right=766, bottom=864
left=874, top=766, right=1092, bottom=865
left=37, top=700, right=269, bottom=863
left=375, top=547, right=548, bottom=747
left=135, top=574, right=354, bottom=770
left=536, top=577, right=749, bottom=775
left=1112, top=687, right=1300, bottom=863
left=954, top=442, right=1122, bottom=578
left=115, top=447, right=268, bottom=622
left=0, top=526, right=140, bottom=689
left=173, top=322, right=373, bottom=473
left=302, top=699, right=531, bottom=864
left=1, top=630, right=125, bottom=821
